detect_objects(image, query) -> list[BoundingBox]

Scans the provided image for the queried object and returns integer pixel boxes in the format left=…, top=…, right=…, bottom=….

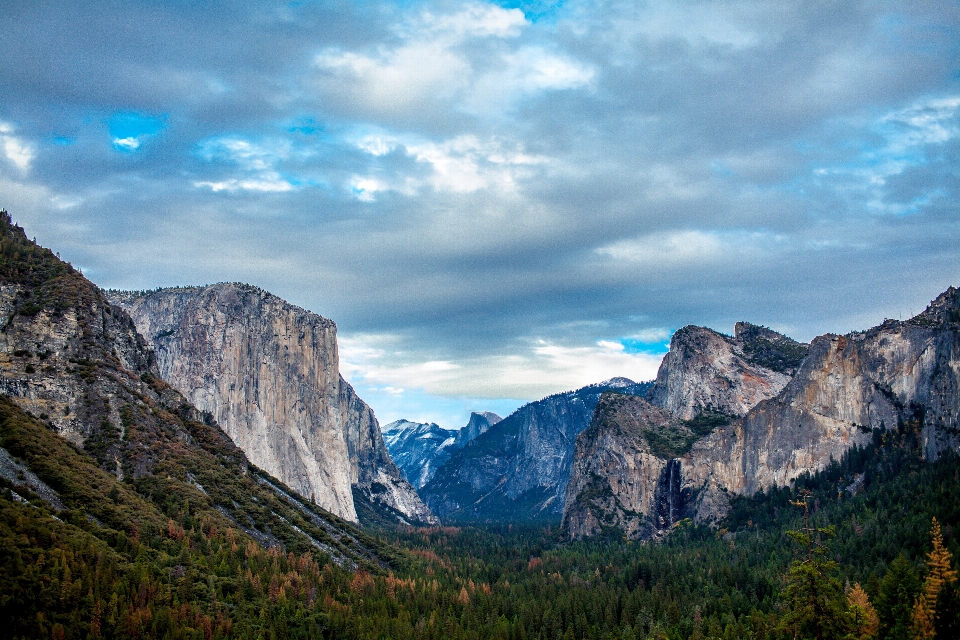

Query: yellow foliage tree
left=911, top=517, right=958, bottom=639
left=847, top=582, right=879, bottom=639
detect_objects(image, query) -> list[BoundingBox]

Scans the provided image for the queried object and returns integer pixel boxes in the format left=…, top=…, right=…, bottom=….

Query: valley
left=0, top=209, right=958, bottom=638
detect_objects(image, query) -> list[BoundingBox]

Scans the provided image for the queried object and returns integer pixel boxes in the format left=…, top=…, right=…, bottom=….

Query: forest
left=3, top=392, right=959, bottom=639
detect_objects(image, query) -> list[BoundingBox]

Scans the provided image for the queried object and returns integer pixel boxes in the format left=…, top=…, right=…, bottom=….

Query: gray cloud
left=1, top=0, right=958, bottom=426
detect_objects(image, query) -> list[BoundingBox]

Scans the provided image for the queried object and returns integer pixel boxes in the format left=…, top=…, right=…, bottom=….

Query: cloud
left=108, top=112, right=165, bottom=153
left=1, top=0, right=958, bottom=424
left=193, top=136, right=298, bottom=193
left=0, top=122, right=34, bottom=171
left=312, top=2, right=591, bottom=119
left=340, top=332, right=664, bottom=402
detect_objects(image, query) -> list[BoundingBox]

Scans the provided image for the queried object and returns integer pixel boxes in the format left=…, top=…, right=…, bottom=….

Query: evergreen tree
left=780, top=494, right=851, bottom=640
left=875, top=555, right=921, bottom=640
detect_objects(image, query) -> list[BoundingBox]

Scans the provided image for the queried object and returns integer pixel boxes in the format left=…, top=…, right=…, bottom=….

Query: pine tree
left=876, top=554, right=921, bottom=640
left=780, top=494, right=852, bottom=640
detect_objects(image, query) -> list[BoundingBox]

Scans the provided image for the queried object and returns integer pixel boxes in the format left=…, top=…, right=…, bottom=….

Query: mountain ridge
left=420, top=377, right=653, bottom=523
left=563, top=287, right=960, bottom=539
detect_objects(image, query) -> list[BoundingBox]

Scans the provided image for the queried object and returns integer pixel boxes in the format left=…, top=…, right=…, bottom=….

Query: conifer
left=911, top=518, right=958, bottom=639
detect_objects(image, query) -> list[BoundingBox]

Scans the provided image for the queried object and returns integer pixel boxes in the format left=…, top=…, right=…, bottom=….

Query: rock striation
left=421, top=378, right=652, bottom=523
left=109, top=284, right=436, bottom=525
left=564, top=290, right=960, bottom=539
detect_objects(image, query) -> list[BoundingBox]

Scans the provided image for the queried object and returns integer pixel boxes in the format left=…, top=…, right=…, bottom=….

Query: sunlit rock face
left=646, top=322, right=806, bottom=420
left=564, top=289, right=960, bottom=540
left=109, top=284, right=436, bottom=525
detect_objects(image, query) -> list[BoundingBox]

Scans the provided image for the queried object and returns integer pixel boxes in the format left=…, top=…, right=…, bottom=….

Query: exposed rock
left=383, top=420, right=457, bottom=488
left=562, top=394, right=687, bottom=539
left=421, top=378, right=652, bottom=523
left=453, top=411, right=502, bottom=449
left=646, top=323, right=805, bottom=420
left=564, top=290, right=960, bottom=539
left=109, top=284, right=436, bottom=525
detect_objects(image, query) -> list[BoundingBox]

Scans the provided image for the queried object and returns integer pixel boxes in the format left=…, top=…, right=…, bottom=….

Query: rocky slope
left=564, top=291, right=960, bottom=539
left=0, top=210, right=392, bottom=567
left=383, top=412, right=502, bottom=489
left=108, top=284, right=436, bottom=525
left=421, top=378, right=652, bottom=523
left=646, top=322, right=807, bottom=420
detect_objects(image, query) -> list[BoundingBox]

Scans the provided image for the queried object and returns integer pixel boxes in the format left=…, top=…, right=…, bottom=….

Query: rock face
left=646, top=323, right=806, bottom=420
left=109, top=284, right=436, bottom=525
left=421, top=378, right=652, bottom=523
left=564, top=291, right=960, bottom=539
left=453, top=411, right=502, bottom=449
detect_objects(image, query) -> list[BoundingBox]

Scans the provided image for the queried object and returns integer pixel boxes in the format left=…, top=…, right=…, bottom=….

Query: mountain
left=108, top=284, right=436, bottom=526
left=564, top=290, right=960, bottom=539
left=452, top=411, right=502, bottom=448
left=383, top=412, right=503, bottom=489
left=645, top=322, right=807, bottom=420
left=420, top=377, right=652, bottom=523
left=382, top=420, right=457, bottom=489
left=0, top=210, right=423, bottom=637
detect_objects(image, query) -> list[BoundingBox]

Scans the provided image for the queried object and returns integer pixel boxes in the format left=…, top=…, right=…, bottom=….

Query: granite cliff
left=564, top=290, right=960, bottom=539
left=646, top=322, right=807, bottom=420
left=109, top=284, right=436, bottom=525
left=421, top=378, right=652, bottom=523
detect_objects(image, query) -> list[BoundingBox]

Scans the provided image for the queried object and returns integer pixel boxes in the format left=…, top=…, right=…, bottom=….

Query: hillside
left=0, top=210, right=404, bottom=637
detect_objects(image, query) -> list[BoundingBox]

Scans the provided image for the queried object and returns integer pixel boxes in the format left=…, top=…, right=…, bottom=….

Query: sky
left=1, top=0, right=959, bottom=430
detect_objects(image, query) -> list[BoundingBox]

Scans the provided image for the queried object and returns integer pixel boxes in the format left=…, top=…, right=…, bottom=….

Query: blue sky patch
left=495, top=0, right=564, bottom=23
left=108, top=112, right=166, bottom=152
left=620, top=338, right=671, bottom=355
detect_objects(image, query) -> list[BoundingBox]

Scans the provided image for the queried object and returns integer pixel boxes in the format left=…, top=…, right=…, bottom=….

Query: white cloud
left=193, top=136, right=298, bottom=193
left=626, top=327, right=672, bottom=343
left=314, top=3, right=591, bottom=115
left=349, top=131, right=548, bottom=195
left=112, top=136, right=141, bottom=151
left=597, top=230, right=725, bottom=265
left=416, top=3, right=526, bottom=39
left=0, top=122, right=35, bottom=172
left=193, top=177, right=294, bottom=193
left=339, top=333, right=663, bottom=401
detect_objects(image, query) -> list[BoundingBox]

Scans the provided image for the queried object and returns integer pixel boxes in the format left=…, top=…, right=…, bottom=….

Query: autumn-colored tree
left=847, top=582, right=878, bottom=639
left=911, top=518, right=958, bottom=639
